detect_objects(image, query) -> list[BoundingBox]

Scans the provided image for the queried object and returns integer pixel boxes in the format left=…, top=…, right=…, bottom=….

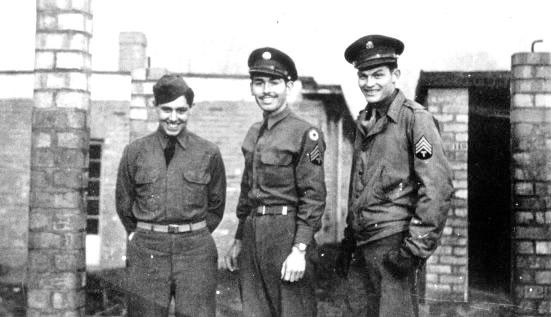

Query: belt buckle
left=167, top=224, right=179, bottom=233
left=261, top=206, right=266, bottom=215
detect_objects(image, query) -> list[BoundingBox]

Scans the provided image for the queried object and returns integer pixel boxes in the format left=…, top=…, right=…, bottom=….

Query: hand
left=383, top=247, right=421, bottom=277
left=335, top=233, right=356, bottom=278
left=281, top=246, right=306, bottom=282
left=224, top=239, right=242, bottom=272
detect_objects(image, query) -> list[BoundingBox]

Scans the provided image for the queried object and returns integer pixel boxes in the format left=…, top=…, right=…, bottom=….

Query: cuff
left=235, top=220, right=245, bottom=240
left=293, top=224, right=313, bottom=245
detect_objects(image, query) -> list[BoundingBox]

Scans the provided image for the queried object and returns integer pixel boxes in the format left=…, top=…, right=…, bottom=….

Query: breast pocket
left=182, top=164, right=211, bottom=208
left=134, top=169, right=160, bottom=211
left=260, top=151, right=294, bottom=188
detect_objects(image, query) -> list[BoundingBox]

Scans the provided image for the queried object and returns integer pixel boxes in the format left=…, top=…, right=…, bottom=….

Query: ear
left=392, top=69, right=401, bottom=82
left=250, top=81, right=255, bottom=96
left=286, top=80, right=294, bottom=90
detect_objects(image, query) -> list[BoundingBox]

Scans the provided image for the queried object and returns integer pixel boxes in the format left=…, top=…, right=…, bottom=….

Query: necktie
left=164, top=137, right=176, bottom=166
left=360, top=107, right=377, bottom=133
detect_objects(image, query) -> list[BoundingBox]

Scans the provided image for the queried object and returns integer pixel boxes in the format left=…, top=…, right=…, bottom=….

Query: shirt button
left=355, top=194, right=359, bottom=199
left=358, top=171, right=363, bottom=175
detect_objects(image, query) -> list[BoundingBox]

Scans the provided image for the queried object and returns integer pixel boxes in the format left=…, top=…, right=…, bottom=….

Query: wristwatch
left=293, top=243, right=307, bottom=252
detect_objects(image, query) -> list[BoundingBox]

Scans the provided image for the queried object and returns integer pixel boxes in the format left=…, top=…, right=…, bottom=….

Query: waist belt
left=136, top=220, right=207, bottom=233
left=254, top=205, right=296, bottom=216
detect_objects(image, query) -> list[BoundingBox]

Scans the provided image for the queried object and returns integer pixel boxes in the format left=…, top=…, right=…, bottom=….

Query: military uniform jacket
left=116, top=129, right=226, bottom=233
left=348, top=90, right=453, bottom=259
left=235, top=106, right=326, bottom=245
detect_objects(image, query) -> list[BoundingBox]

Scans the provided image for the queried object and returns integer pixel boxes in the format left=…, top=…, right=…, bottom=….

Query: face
left=357, top=65, right=400, bottom=104
left=250, top=75, right=293, bottom=114
left=156, top=95, right=191, bottom=136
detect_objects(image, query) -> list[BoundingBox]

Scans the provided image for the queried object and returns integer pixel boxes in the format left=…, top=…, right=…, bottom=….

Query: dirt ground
left=0, top=244, right=517, bottom=316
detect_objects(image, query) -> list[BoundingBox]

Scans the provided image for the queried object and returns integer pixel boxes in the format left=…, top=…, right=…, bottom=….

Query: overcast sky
left=1, top=0, right=549, bottom=113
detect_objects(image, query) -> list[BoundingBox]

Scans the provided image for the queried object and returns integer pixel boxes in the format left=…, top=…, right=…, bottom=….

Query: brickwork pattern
left=425, top=88, right=469, bottom=301
left=511, top=52, right=551, bottom=316
left=28, top=0, right=92, bottom=314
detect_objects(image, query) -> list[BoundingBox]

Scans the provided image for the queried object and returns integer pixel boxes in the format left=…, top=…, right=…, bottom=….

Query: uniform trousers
left=125, top=227, right=218, bottom=317
left=357, top=232, right=419, bottom=317
left=238, top=213, right=317, bottom=317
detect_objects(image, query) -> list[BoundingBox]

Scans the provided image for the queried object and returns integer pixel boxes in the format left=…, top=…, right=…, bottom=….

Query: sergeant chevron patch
left=309, top=145, right=322, bottom=165
left=415, top=136, right=433, bottom=160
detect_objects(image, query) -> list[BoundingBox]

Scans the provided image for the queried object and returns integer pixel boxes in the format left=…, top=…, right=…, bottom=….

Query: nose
left=169, top=110, right=177, bottom=121
left=365, top=76, right=376, bottom=87
left=263, top=82, right=273, bottom=94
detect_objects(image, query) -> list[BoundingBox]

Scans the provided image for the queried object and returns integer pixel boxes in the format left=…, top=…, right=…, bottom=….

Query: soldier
left=335, top=35, right=454, bottom=316
left=224, top=47, right=326, bottom=317
left=116, top=74, right=226, bottom=317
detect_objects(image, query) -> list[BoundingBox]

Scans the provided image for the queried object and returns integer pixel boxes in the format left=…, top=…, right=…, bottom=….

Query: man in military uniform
left=335, top=35, right=454, bottom=316
left=224, top=47, right=326, bottom=317
left=116, top=74, right=226, bottom=317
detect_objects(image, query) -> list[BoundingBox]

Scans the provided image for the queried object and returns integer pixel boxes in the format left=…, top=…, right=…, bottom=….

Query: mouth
left=363, top=89, right=379, bottom=96
left=260, top=95, right=276, bottom=103
left=164, top=122, right=183, bottom=130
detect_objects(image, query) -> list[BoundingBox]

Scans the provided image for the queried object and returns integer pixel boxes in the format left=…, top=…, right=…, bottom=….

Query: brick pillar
left=511, top=52, right=551, bottom=316
left=425, top=89, right=469, bottom=301
left=119, top=32, right=147, bottom=72
left=28, top=0, right=92, bottom=315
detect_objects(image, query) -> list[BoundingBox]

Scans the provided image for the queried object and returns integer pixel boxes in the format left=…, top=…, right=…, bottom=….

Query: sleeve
left=234, top=147, right=253, bottom=240
left=115, top=145, right=137, bottom=234
left=205, top=149, right=227, bottom=232
left=294, top=127, right=327, bottom=245
left=404, top=110, right=454, bottom=259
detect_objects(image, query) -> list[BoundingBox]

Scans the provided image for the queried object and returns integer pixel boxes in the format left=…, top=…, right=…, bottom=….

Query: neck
left=370, top=89, right=398, bottom=109
left=264, top=103, right=288, bottom=118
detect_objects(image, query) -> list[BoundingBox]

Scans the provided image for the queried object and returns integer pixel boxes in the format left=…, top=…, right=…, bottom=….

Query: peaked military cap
left=153, top=74, right=194, bottom=106
left=248, top=47, right=298, bottom=81
left=344, top=35, right=404, bottom=70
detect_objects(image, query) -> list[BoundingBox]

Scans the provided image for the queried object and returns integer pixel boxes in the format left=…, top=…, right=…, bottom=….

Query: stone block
left=426, top=264, right=452, bottom=274
left=29, top=208, right=53, bottom=231
left=52, top=289, right=85, bottom=310
left=513, top=79, right=551, bottom=93
left=57, top=132, right=87, bottom=149
left=34, top=91, right=55, bottom=108
left=46, top=72, right=67, bottom=89
left=29, top=232, right=62, bottom=249
left=523, top=285, right=545, bottom=299
left=52, top=209, right=86, bottom=231
left=535, top=94, right=551, bottom=108
left=32, top=148, right=55, bottom=167
left=515, top=182, right=534, bottom=195
left=512, top=93, right=535, bottom=108
left=28, top=252, right=53, bottom=273
left=68, top=72, right=88, bottom=90
left=455, top=133, right=468, bottom=142
left=516, top=227, right=551, bottom=240
left=512, top=52, right=551, bottom=66
left=512, top=65, right=535, bottom=78
left=27, top=289, right=51, bottom=309
left=516, top=212, right=534, bottom=224
left=28, top=272, right=81, bottom=290
left=54, top=251, right=85, bottom=271
left=536, top=66, right=551, bottom=78
left=439, top=274, right=464, bottom=284
left=35, top=32, right=66, bottom=50
left=53, top=170, right=84, bottom=189
left=439, top=256, right=467, bottom=265
left=62, top=232, right=85, bottom=250
left=535, top=271, right=551, bottom=284
left=517, top=241, right=534, bottom=254
left=130, top=108, right=148, bottom=120
left=131, top=96, right=147, bottom=108
left=35, top=51, right=55, bottom=69
left=433, top=114, right=453, bottom=123
left=454, top=208, right=467, bottom=217
left=453, top=189, right=467, bottom=200
left=442, top=123, right=468, bottom=133
left=57, top=13, right=86, bottom=32
left=56, top=52, right=89, bottom=70
left=453, top=247, right=467, bottom=256
left=56, top=149, right=86, bottom=168
left=70, top=0, right=91, bottom=12
left=536, top=242, right=551, bottom=254
left=37, top=13, right=57, bottom=30
left=33, top=132, right=52, bottom=148
left=511, top=109, right=547, bottom=123
left=68, top=33, right=89, bottom=51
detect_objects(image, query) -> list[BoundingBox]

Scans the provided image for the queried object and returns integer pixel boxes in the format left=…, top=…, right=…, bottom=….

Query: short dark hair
left=153, top=74, right=194, bottom=107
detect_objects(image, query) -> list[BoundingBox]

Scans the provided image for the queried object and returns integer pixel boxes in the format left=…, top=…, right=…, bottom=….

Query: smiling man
left=116, top=74, right=226, bottom=316
left=224, top=47, right=326, bottom=317
left=335, top=35, right=453, bottom=316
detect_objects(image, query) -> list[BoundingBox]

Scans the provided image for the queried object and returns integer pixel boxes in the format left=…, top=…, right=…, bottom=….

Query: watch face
left=295, top=243, right=307, bottom=252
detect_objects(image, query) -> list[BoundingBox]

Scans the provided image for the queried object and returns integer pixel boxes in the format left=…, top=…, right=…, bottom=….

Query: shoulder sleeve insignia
left=308, top=144, right=322, bottom=165
left=308, top=129, right=319, bottom=141
left=415, top=135, right=433, bottom=160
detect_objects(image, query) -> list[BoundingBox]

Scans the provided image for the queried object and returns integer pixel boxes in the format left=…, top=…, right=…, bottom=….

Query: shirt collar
left=364, top=89, right=403, bottom=123
left=263, top=105, right=291, bottom=130
left=156, top=127, right=189, bottom=149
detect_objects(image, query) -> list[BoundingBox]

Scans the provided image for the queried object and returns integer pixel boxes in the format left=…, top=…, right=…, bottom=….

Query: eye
left=176, top=108, right=188, bottom=114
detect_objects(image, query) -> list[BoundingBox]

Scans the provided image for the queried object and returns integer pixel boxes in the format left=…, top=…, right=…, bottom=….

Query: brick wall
left=424, top=88, right=469, bottom=301
left=511, top=52, right=551, bottom=316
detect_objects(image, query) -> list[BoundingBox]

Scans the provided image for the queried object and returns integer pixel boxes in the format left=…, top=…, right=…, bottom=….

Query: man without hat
left=116, top=74, right=226, bottom=316
left=335, top=35, right=454, bottom=316
left=224, top=47, right=326, bottom=316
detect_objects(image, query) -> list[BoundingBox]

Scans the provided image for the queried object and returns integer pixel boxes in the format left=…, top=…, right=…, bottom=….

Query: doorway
left=468, top=87, right=511, bottom=301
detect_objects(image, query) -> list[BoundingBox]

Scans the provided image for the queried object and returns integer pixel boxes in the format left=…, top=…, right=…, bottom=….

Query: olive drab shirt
left=348, top=89, right=453, bottom=259
left=116, top=129, right=226, bottom=233
left=234, top=106, right=326, bottom=245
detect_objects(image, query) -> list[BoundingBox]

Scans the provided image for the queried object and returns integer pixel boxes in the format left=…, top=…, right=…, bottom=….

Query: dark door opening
left=468, top=87, right=511, bottom=302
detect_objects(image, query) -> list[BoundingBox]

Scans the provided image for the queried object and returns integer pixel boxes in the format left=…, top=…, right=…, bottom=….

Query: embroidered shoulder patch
left=308, top=129, right=319, bottom=141
left=309, top=144, right=322, bottom=165
left=415, top=136, right=433, bottom=160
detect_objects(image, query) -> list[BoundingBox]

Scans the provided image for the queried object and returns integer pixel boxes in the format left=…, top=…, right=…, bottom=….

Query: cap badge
left=365, top=41, right=374, bottom=49
left=308, top=129, right=319, bottom=141
left=262, top=51, right=272, bottom=60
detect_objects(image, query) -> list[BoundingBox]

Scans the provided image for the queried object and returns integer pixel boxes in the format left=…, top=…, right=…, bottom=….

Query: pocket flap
left=183, top=169, right=211, bottom=184
left=134, top=169, right=158, bottom=184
